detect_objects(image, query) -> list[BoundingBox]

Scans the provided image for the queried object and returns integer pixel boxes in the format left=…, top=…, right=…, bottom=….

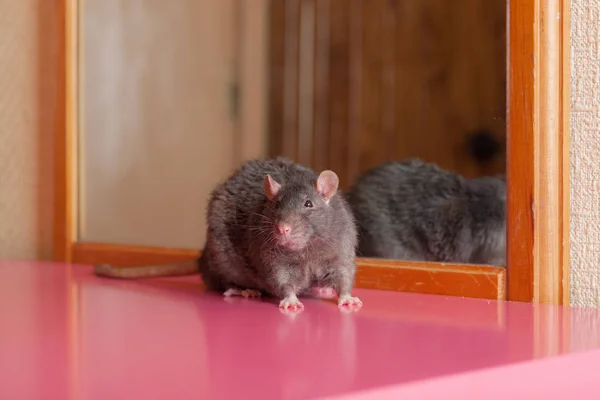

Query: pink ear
left=264, top=175, right=282, bottom=200
left=316, top=170, right=339, bottom=202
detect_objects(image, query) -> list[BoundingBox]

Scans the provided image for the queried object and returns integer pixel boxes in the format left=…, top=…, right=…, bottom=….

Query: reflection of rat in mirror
left=347, top=159, right=506, bottom=267
left=95, top=157, right=362, bottom=311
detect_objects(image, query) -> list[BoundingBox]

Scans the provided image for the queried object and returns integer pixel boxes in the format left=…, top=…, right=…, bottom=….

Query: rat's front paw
left=240, top=289, right=261, bottom=298
left=337, top=294, right=363, bottom=309
left=279, top=295, right=304, bottom=310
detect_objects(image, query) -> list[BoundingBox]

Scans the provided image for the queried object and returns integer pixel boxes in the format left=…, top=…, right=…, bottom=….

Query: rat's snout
left=272, top=215, right=309, bottom=251
left=275, top=223, right=292, bottom=235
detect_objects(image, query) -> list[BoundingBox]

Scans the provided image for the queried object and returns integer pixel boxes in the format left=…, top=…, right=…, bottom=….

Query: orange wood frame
left=53, top=0, right=570, bottom=304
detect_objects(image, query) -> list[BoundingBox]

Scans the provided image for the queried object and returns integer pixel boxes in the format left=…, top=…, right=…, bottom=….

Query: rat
left=346, top=158, right=506, bottom=266
left=94, top=157, right=362, bottom=310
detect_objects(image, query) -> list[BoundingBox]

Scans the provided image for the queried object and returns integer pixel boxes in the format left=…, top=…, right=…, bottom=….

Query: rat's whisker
left=250, top=228, right=268, bottom=242
left=250, top=212, right=271, bottom=222
left=260, top=233, right=277, bottom=253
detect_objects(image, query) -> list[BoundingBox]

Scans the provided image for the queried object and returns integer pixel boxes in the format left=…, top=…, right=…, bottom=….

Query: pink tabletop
left=0, top=260, right=599, bottom=400
left=326, top=348, right=600, bottom=399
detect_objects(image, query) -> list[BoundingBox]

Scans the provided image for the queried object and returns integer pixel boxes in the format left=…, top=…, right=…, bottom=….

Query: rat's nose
left=276, top=223, right=292, bottom=235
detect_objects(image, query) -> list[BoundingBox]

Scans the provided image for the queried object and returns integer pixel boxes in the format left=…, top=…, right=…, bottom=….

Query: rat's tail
left=94, top=259, right=199, bottom=279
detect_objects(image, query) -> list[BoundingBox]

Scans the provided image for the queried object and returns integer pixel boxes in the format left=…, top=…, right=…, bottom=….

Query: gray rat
left=346, top=158, right=506, bottom=266
left=95, top=157, right=362, bottom=310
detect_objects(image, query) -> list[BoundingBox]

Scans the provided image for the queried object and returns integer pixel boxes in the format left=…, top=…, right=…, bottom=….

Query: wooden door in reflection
left=268, top=0, right=506, bottom=190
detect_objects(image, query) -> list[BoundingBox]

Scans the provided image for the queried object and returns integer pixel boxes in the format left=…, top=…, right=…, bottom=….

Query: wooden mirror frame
left=53, top=0, right=570, bottom=304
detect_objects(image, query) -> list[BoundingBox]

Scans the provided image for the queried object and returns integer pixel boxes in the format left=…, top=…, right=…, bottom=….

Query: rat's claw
left=279, top=306, right=304, bottom=318
left=279, top=295, right=304, bottom=310
left=337, top=295, right=363, bottom=309
left=338, top=305, right=360, bottom=314
left=240, top=289, right=261, bottom=298
left=223, top=288, right=261, bottom=298
left=223, top=288, right=241, bottom=297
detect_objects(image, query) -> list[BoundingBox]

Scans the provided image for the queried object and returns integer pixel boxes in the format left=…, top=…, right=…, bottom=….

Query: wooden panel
left=355, top=258, right=505, bottom=301
left=54, top=0, right=75, bottom=262
left=346, top=0, right=362, bottom=185
left=507, top=0, right=571, bottom=304
left=560, top=0, right=571, bottom=306
left=72, top=242, right=199, bottom=266
left=357, top=0, right=385, bottom=183
left=269, top=0, right=507, bottom=188
left=507, top=0, right=535, bottom=302
left=70, top=242, right=505, bottom=300
left=267, top=0, right=286, bottom=160
left=283, top=0, right=301, bottom=160
left=535, top=0, right=567, bottom=304
left=325, top=0, right=351, bottom=186
left=311, top=0, right=329, bottom=171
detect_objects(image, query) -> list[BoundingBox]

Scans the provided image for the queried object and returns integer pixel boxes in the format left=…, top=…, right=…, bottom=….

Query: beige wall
left=570, top=1, right=600, bottom=308
left=0, top=0, right=57, bottom=260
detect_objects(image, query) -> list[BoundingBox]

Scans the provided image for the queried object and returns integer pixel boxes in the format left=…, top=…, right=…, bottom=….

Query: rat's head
left=263, top=170, right=339, bottom=251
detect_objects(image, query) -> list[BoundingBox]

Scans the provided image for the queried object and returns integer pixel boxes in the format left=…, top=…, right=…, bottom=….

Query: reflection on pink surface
left=0, top=261, right=599, bottom=399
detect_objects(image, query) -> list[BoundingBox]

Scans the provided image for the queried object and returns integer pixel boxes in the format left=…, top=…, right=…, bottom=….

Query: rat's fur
left=96, top=157, right=360, bottom=307
left=200, top=157, right=358, bottom=301
left=346, top=159, right=506, bottom=266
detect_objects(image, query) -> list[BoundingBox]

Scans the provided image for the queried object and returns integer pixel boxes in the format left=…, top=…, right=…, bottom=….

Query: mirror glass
left=268, top=0, right=507, bottom=267
left=78, top=0, right=506, bottom=266
left=79, top=0, right=243, bottom=248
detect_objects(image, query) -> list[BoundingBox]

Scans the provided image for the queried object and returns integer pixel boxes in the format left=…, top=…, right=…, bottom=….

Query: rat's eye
left=304, top=200, right=313, bottom=208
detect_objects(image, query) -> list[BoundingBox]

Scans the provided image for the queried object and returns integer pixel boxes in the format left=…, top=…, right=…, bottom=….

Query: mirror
left=269, top=0, right=507, bottom=267
left=78, top=0, right=506, bottom=268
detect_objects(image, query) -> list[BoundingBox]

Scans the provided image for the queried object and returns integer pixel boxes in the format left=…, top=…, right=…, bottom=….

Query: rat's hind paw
left=337, top=294, right=363, bottom=309
left=311, top=287, right=337, bottom=299
left=240, top=289, right=261, bottom=298
left=279, top=295, right=304, bottom=310
left=223, top=288, right=262, bottom=298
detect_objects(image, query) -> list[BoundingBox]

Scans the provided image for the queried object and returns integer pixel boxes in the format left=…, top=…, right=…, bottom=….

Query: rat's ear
left=316, top=170, right=339, bottom=203
left=264, top=175, right=282, bottom=201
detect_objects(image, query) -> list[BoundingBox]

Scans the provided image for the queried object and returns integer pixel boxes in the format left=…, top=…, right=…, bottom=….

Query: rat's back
left=347, top=159, right=505, bottom=264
